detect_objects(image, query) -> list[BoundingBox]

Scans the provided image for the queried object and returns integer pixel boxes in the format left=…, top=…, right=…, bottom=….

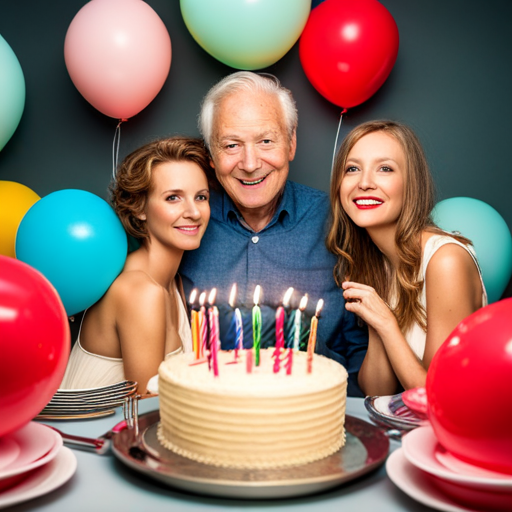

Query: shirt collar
left=217, top=182, right=295, bottom=232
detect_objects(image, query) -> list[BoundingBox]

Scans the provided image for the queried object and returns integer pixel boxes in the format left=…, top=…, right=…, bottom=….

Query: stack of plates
left=0, top=422, right=76, bottom=509
left=387, top=425, right=512, bottom=512
left=364, top=393, right=429, bottom=433
left=37, top=380, right=138, bottom=420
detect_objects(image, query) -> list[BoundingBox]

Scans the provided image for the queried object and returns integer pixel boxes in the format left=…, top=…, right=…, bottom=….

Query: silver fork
left=45, top=395, right=139, bottom=455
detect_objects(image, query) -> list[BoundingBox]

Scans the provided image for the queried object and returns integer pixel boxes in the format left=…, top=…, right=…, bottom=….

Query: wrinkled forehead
left=211, top=90, right=287, bottom=139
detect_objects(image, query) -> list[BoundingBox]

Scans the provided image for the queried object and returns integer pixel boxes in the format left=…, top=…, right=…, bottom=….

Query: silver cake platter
left=111, top=409, right=390, bottom=499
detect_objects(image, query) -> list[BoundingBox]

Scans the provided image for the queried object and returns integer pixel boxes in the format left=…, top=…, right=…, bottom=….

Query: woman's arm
left=422, top=243, right=483, bottom=367
left=114, top=275, right=168, bottom=394
left=343, top=282, right=412, bottom=395
left=345, top=243, right=483, bottom=394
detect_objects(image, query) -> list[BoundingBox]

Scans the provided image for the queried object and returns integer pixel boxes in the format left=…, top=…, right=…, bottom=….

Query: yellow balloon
left=0, top=181, right=40, bottom=258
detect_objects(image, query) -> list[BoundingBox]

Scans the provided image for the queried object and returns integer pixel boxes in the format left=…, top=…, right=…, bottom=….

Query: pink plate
left=0, top=439, right=20, bottom=471
left=0, top=447, right=76, bottom=509
left=402, top=386, right=428, bottom=416
left=428, top=473, right=512, bottom=511
left=435, top=445, right=509, bottom=479
left=387, top=449, right=476, bottom=512
left=402, top=426, right=512, bottom=490
left=0, top=422, right=62, bottom=480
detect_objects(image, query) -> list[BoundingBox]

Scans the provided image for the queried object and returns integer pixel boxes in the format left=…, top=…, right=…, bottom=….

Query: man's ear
left=289, top=130, right=297, bottom=161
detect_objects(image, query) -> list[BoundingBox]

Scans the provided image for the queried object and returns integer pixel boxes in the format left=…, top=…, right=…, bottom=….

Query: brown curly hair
left=110, top=136, right=211, bottom=244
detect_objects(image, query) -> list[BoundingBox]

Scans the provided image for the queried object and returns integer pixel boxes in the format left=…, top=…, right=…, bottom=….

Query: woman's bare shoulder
left=427, top=241, right=477, bottom=276
left=108, top=270, right=165, bottom=310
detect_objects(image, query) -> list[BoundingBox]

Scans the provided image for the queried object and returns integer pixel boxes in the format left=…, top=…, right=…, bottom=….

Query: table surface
left=10, top=397, right=433, bottom=512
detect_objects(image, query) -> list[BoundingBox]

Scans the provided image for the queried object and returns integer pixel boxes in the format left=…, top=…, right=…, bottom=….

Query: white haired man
left=179, top=71, right=367, bottom=396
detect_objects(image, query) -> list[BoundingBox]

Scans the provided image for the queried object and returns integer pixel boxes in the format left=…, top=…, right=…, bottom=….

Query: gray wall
left=1, top=0, right=511, bottom=296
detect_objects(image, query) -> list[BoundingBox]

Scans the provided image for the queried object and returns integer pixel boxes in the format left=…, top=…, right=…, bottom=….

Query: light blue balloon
left=0, top=34, right=25, bottom=151
left=180, top=0, right=311, bottom=70
left=16, top=189, right=128, bottom=316
left=432, top=197, right=512, bottom=303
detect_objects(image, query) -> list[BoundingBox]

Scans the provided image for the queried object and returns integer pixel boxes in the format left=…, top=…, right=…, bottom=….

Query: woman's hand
left=342, top=281, right=398, bottom=335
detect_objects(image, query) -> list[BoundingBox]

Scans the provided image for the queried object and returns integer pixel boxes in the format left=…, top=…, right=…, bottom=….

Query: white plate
left=0, top=447, right=77, bottom=509
left=402, top=426, right=512, bottom=489
left=0, top=423, right=62, bottom=479
left=386, top=449, right=476, bottom=512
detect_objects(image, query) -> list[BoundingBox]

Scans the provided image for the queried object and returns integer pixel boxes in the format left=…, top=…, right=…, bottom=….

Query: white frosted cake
left=157, top=348, right=348, bottom=469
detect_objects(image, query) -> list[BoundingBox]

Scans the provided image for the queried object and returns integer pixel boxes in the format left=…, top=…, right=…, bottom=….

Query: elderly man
left=179, top=71, right=367, bottom=396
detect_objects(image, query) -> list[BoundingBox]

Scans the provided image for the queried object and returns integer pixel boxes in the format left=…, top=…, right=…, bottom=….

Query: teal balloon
left=180, top=0, right=311, bottom=70
left=16, top=189, right=128, bottom=316
left=432, top=197, right=512, bottom=303
left=0, top=34, right=25, bottom=150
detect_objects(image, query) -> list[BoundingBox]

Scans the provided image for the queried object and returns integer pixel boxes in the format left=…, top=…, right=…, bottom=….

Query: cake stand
left=111, top=410, right=389, bottom=499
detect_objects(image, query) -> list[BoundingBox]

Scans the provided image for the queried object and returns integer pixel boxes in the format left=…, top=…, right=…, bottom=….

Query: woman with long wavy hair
left=327, top=120, right=487, bottom=396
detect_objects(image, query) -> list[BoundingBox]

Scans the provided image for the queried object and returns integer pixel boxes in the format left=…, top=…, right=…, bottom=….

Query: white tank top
left=405, top=234, right=487, bottom=360
left=60, top=286, right=192, bottom=390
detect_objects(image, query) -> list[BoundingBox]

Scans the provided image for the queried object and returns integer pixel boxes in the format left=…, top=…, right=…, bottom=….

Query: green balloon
left=432, top=197, right=512, bottom=303
left=180, top=0, right=311, bottom=70
left=0, top=34, right=26, bottom=151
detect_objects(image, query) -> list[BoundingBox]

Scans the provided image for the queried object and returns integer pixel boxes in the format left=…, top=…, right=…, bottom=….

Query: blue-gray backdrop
left=1, top=0, right=511, bottom=299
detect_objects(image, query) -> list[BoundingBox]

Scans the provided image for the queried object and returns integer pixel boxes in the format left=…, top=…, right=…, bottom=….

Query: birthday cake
left=157, top=348, right=348, bottom=469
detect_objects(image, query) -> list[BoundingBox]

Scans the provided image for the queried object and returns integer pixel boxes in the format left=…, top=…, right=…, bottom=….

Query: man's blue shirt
left=179, top=181, right=368, bottom=396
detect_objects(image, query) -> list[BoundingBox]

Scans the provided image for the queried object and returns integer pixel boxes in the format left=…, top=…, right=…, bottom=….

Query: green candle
left=252, top=285, right=262, bottom=366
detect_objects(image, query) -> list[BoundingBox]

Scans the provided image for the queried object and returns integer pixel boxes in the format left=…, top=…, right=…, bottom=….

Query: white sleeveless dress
left=60, top=286, right=193, bottom=389
left=404, top=234, right=487, bottom=360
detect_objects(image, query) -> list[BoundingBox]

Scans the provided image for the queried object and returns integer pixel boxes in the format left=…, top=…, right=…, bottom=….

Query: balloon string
left=330, top=109, right=347, bottom=182
left=112, top=119, right=127, bottom=182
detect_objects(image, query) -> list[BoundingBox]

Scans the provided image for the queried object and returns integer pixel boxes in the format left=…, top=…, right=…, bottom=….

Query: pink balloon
left=64, top=0, right=171, bottom=119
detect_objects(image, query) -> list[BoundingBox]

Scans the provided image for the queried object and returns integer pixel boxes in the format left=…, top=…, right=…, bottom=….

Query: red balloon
left=0, top=256, right=70, bottom=437
left=426, top=298, right=512, bottom=474
left=299, top=0, right=399, bottom=109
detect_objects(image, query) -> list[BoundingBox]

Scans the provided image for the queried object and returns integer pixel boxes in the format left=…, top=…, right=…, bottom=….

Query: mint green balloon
left=180, top=0, right=311, bottom=70
left=432, top=197, right=512, bottom=303
left=0, top=34, right=26, bottom=151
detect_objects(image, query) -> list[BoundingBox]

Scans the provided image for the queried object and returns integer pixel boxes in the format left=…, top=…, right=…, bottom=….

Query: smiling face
left=339, top=131, right=406, bottom=235
left=209, top=89, right=296, bottom=228
left=140, top=160, right=210, bottom=252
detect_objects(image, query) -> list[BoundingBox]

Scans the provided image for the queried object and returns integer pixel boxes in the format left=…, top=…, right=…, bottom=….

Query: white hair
left=199, top=71, right=298, bottom=149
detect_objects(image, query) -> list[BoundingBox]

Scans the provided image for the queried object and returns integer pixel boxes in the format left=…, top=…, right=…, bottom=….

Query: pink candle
left=273, top=306, right=285, bottom=373
left=209, top=306, right=219, bottom=377
left=246, top=349, right=253, bottom=374
left=208, top=289, right=219, bottom=375
left=285, top=348, right=293, bottom=375
left=198, top=291, right=207, bottom=358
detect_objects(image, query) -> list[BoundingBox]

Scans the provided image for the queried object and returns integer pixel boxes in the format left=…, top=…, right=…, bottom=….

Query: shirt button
left=251, top=236, right=259, bottom=244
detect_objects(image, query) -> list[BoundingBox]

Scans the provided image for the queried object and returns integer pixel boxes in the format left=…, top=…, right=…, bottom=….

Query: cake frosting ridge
left=157, top=348, right=348, bottom=469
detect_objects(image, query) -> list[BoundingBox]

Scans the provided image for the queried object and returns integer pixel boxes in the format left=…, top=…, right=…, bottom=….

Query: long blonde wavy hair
left=326, top=120, right=469, bottom=333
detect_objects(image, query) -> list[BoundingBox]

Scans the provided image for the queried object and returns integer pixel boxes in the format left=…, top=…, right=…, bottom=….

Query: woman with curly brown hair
left=327, top=120, right=487, bottom=396
left=61, top=137, right=210, bottom=393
